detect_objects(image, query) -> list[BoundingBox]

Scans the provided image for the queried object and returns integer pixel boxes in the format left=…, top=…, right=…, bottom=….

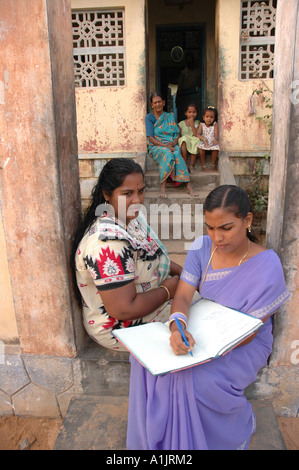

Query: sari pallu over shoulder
left=147, top=112, right=190, bottom=184
left=181, top=235, right=290, bottom=320
left=150, top=112, right=179, bottom=144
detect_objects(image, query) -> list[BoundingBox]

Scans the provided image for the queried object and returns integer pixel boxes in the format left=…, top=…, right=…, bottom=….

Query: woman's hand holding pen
left=169, top=281, right=195, bottom=355
left=169, top=321, right=195, bottom=356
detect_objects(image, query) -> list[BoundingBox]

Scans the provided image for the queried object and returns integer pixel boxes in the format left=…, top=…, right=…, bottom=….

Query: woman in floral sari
left=72, top=158, right=182, bottom=350
left=127, top=185, right=289, bottom=450
left=145, top=93, right=197, bottom=198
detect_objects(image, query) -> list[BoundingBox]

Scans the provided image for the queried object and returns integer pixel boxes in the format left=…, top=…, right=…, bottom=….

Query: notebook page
left=114, top=321, right=212, bottom=375
left=188, top=299, right=262, bottom=357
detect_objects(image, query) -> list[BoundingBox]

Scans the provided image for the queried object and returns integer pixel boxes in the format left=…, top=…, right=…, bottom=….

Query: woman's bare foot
left=186, top=182, right=198, bottom=197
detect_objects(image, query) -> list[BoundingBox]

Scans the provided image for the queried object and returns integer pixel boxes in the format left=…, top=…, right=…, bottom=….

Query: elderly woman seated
left=145, top=92, right=197, bottom=199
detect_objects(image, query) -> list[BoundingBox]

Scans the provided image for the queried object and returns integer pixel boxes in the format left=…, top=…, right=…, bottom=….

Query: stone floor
left=0, top=341, right=130, bottom=419
left=0, top=338, right=293, bottom=451
left=53, top=395, right=286, bottom=450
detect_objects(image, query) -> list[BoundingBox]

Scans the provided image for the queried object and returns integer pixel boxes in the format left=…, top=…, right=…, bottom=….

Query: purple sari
left=126, top=236, right=289, bottom=450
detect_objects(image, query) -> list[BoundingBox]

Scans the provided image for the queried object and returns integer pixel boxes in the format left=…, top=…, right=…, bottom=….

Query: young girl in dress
left=178, top=103, right=201, bottom=174
left=197, top=106, right=220, bottom=172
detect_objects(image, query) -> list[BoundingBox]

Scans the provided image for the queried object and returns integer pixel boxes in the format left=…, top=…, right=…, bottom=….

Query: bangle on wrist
left=158, top=284, right=170, bottom=301
left=168, top=312, right=188, bottom=331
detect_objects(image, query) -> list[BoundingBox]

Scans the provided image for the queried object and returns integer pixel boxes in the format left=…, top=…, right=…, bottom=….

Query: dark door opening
left=156, top=25, right=205, bottom=122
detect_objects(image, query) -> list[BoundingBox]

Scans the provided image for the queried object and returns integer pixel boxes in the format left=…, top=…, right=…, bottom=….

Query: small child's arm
left=196, top=124, right=207, bottom=143
left=187, top=118, right=198, bottom=137
left=196, top=123, right=203, bottom=138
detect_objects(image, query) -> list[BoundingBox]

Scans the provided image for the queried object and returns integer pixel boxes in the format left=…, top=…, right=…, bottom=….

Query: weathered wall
left=71, top=0, right=147, bottom=155
left=0, top=0, right=83, bottom=356
left=216, top=0, right=272, bottom=153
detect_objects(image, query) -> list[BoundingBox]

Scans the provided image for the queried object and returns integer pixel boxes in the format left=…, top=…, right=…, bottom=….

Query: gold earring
left=248, top=225, right=251, bottom=233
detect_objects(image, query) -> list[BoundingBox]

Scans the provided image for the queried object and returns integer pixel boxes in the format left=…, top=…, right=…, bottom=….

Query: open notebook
left=112, top=299, right=263, bottom=376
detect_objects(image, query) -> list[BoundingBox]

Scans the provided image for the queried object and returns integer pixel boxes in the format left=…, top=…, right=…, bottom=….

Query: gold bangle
left=159, top=284, right=170, bottom=301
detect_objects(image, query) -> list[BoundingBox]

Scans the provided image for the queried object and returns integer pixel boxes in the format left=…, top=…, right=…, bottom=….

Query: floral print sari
left=75, top=212, right=171, bottom=350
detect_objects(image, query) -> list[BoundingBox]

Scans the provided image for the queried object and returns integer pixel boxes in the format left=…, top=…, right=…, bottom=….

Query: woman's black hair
left=70, top=158, right=144, bottom=301
left=203, top=185, right=256, bottom=241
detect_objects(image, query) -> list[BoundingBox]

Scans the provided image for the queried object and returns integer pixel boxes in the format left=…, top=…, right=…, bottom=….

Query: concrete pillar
left=0, top=0, right=84, bottom=356
left=267, top=0, right=299, bottom=366
left=264, top=0, right=299, bottom=415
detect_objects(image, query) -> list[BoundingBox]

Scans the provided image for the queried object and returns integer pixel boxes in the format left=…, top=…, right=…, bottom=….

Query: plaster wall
left=71, top=0, right=147, bottom=155
left=72, top=0, right=272, bottom=156
left=216, top=0, right=272, bottom=153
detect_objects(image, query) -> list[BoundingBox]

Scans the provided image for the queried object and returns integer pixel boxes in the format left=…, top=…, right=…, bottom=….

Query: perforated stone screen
left=240, top=0, right=277, bottom=80
left=72, top=9, right=126, bottom=87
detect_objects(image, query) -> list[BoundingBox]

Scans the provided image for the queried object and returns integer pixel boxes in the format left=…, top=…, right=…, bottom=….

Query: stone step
left=149, top=224, right=205, bottom=245
left=143, top=191, right=205, bottom=223
left=143, top=189, right=209, bottom=205
left=54, top=395, right=129, bottom=450
left=80, top=175, right=217, bottom=209
left=164, top=237, right=203, bottom=254
left=168, top=253, right=187, bottom=266
left=143, top=187, right=208, bottom=250
left=54, top=396, right=286, bottom=450
left=146, top=152, right=215, bottom=172
left=148, top=218, right=206, bottom=247
left=145, top=169, right=219, bottom=191
left=163, top=239, right=197, bottom=254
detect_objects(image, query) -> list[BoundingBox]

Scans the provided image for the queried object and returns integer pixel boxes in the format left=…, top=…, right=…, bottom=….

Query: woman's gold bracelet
left=158, top=284, right=170, bottom=301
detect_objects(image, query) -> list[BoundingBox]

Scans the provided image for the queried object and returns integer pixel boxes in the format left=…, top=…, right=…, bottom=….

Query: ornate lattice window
left=72, top=10, right=126, bottom=88
left=240, top=0, right=277, bottom=80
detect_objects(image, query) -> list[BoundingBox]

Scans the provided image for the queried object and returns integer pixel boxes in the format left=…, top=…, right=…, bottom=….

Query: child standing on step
left=197, top=106, right=220, bottom=172
left=178, top=103, right=201, bottom=174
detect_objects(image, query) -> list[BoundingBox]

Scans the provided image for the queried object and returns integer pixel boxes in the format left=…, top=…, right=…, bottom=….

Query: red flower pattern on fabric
left=97, top=246, right=125, bottom=279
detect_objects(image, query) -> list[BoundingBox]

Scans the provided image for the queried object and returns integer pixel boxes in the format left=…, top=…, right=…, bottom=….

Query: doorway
left=156, top=25, right=205, bottom=122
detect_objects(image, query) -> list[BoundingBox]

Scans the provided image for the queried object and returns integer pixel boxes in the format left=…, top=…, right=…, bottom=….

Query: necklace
left=238, top=238, right=250, bottom=266
left=199, top=239, right=250, bottom=294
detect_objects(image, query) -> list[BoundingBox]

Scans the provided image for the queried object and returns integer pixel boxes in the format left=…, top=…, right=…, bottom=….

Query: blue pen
left=174, top=318, right=193, bottom=357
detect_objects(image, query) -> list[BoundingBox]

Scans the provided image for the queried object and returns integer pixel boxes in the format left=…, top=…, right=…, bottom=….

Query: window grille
left=240, top=0, right=277, bottom=80
left=72, top=10, right=126, bottom=88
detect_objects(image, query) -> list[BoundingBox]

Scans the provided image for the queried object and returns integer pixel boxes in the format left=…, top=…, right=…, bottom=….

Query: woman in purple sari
left=126, top=185, right=289, bottom=450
